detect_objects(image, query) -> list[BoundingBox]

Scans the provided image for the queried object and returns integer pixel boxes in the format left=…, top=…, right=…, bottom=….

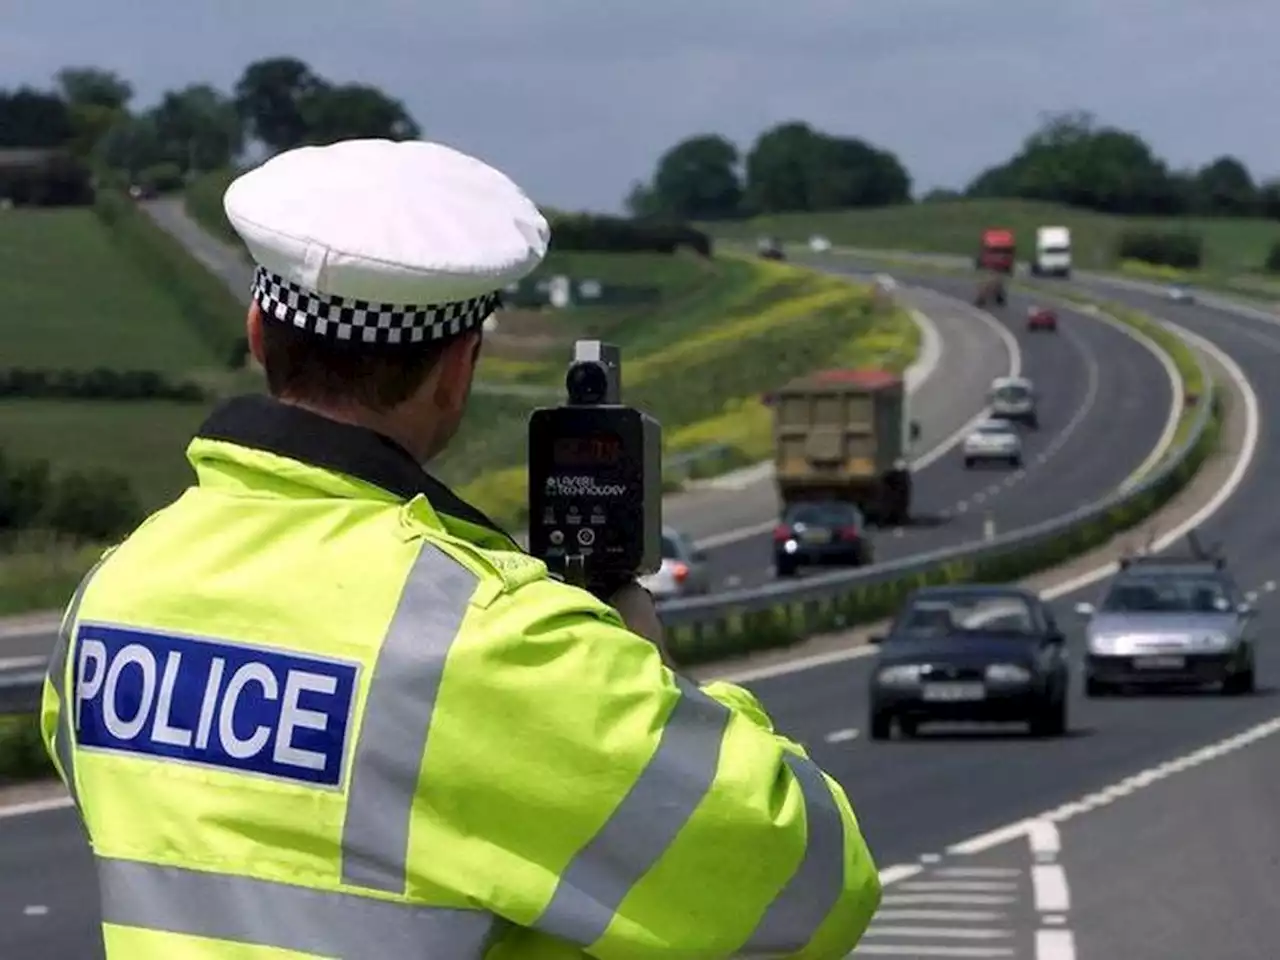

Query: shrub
left=1263, top=240, right=1280, bottom=275
left=0, top=367, right=206, bottom=402
left=137, top=162, right=186, bottom=195
left=0, top=446, right=144, bottom=543
left=0, top=150, right=94, bottom=207
left=1116, top=231, right=1203, bottom=270
left=548, top=213, right=713, bottom=257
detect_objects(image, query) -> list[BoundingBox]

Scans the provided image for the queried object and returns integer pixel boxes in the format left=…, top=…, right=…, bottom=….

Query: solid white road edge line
left=709, top=317, right=1259, bottom=685
left=906, top=307, right=944, bottom=396
left=693, top=290, right=1022, bottom=550
left=932, top=712, right=1280, bottom=866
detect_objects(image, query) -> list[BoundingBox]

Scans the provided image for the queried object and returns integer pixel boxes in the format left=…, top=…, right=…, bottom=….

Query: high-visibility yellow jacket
left=42, top=395, right=880, bottom=959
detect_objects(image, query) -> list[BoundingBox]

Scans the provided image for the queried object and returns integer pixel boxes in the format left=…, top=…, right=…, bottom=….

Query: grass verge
left=0, top=715, right=50, bottom=786
left=703, top=199, right=1280, bottom=274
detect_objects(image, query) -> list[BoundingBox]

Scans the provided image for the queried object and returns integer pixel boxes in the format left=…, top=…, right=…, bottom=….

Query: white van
left=1032, top=226, right=1072, bottom=278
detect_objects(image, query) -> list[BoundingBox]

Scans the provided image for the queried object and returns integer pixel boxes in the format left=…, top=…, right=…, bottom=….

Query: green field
left=0, top=208, right=218, bottom=372
left=704, top=199, right=1280, bottom=274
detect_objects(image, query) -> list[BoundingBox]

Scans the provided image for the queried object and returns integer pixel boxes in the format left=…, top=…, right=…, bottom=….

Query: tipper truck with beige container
left=771, top=368, right=921, bottom=529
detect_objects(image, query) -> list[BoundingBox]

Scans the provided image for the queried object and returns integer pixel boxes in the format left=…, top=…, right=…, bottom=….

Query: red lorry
left=975, top=228, right=1017, bottom=274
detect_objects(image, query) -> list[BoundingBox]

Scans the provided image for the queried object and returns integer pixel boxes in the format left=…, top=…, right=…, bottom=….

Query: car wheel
left=897, top=717, right=920, bottom=739
left=1085, top=677, right=1112, bottom=698
left=1223, top=663, right=1256, bottom=696
left=1010, top=456, right=1022, bottom=468
left=963, top=457, right=975, bottom=469
left=869, top=711, right=893, bottom=741
left=1029, top=694, right=1067, bottom=738
left=775, top=560, right=797, bottom=578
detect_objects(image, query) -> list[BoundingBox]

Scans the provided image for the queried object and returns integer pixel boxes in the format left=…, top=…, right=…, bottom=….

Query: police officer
left=41, top=138, right=881, bottom=959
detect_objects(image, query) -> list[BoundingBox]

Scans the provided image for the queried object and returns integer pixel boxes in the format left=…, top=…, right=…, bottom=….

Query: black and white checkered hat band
left=251, top=266, right=502, bottom=346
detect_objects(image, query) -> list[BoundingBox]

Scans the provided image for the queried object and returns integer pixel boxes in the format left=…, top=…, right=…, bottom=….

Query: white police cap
left=224, top=138, right=549, bottom=347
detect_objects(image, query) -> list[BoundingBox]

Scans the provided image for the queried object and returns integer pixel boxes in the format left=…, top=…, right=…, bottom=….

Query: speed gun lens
left=566, top=361, right=609, bottom=405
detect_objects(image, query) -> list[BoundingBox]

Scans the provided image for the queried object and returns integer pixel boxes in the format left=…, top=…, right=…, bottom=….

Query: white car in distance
left=963, top=418, right=1023, bottom=469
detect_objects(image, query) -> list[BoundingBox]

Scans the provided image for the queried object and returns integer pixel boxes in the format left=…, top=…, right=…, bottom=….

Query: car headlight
left=878, top=665, right=923, bottom=685
left=985, top=663, right=1032, bottom=683
left=1089, top=633, right=1120, bottom=655
left=1190, top=632, right=1233, bottom=652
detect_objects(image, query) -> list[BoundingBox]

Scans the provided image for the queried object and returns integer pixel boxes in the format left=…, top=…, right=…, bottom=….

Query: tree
left=647, top=134, right=742, bottom=220
left=743, top=122, right=910, bottom=214
left=1191, top=156, right=1256, bottom=216
left=149, top=84, right=244, bottom=172
left=1259, top=179, right=1280, bottom=221
left=744, top=122, right=818, bottom=212
left=0, top=87, right=73, bottom=148
left=233, top=56, right=329, bottom=152
left=623, top=179, right=661, bottom=218
left=965, top=111, right=1183, bottom=216
left=96, top=113, right=166, bottom=175
left=301, top=84, right=420, bottom=144
left=55, top=67, right=133, bottom=111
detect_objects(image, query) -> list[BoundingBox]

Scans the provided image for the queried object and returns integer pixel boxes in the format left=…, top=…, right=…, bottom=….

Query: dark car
left=773, top=501, right=872, bottom=578
left=868, top=585, right=1069, bottom=740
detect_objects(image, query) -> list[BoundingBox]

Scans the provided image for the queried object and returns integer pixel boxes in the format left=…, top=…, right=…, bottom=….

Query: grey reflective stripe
left=739, top=753, right=848, bottom=954
left=531, top=680, right=730, bottom=946
left=97, top=856, right=498, bottom=959
left=47, top=554, right=110, bottom=808
left=341, top=543, right=478, bottom=892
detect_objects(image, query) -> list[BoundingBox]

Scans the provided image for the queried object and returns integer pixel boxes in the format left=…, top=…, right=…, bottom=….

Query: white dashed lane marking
left=860, top=820, right=1075, bottom=959
left=824, top=728, right=860, bottom=744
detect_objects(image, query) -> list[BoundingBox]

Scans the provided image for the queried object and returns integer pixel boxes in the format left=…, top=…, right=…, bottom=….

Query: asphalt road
left=1060, top=717, right=1280, bottom=960
left=695, top=270, right=1174, bottom=593
left=738, top=278, right=1280, bottom=955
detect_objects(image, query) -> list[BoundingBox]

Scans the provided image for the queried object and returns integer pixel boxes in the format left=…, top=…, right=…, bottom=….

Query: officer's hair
left=259, top=320, right=458, bottom=413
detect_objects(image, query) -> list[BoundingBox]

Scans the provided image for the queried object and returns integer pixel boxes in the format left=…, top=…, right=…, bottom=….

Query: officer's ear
left=431, top=331, right=483, bottom=410
left=246, top=302, right=266, bottom=368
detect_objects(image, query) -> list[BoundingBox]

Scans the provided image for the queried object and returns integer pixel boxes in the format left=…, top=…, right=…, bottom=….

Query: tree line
left=628, top=110, right=1280, bottom=224
left=0, top=57, right=420, bottom=190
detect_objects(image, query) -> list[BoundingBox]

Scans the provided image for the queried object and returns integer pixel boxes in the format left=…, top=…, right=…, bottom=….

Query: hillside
left=704, top=199, right=1280, bottom=274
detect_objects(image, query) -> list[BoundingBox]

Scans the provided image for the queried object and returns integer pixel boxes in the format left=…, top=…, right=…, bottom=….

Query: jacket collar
left=196, top=395, right=520, bottom=549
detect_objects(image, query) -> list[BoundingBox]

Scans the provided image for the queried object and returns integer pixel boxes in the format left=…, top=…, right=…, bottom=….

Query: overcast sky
left=2, top=1, right=1276, bottom=211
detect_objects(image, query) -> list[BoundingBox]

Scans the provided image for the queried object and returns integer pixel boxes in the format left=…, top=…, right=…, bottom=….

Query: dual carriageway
left=1, top=257, right=1277, bottom=958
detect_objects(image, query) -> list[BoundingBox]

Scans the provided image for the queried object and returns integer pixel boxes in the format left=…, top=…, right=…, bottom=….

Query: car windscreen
left=1100, top=575, right=1233, bottom=613
left=784, top=503, right=860, bottom=527
left=976, top=421, right=1013, bottom=434
left=893, top=594, right=1037, bottom=637
left=992, top=384, right=1030, bottom=403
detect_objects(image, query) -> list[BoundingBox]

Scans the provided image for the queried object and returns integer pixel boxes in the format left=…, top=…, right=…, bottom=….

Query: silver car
left=962, top=418, right=1023, bottom=469
left=640, top=528, right=711, bottom=600
left=988, top=376, right=1038, bottom=429
left=1076, top=557, right=1256, bottom=696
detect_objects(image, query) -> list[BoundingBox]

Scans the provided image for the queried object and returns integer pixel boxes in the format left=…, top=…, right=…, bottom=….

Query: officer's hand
left=608, top=581, right=674, bottom=667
